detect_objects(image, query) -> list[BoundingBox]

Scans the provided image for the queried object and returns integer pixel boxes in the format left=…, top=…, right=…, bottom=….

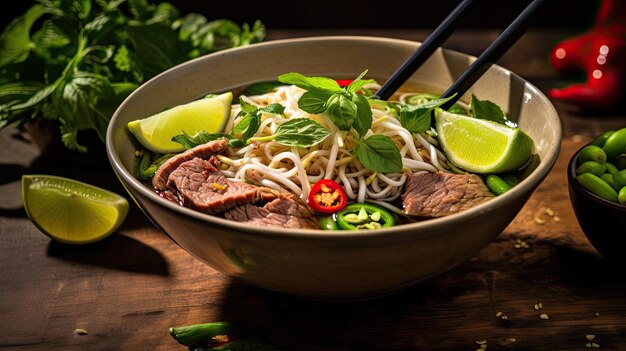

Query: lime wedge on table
left=435, top=109, right=534, bottom=173
left=127, top=92, right=232, bottom=154
left=22, top=175, right=129, bottom=245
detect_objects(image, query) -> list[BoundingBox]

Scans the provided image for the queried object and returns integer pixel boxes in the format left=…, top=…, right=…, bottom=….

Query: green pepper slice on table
left=335, top=203, right=395, bottom=230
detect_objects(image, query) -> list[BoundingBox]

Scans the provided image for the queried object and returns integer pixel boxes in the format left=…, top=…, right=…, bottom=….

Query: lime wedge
left=435, top=109, right=534, bottom=173
left=128, top=92, right=233, bottom=154
left=22, top=175, right=129, bottom=245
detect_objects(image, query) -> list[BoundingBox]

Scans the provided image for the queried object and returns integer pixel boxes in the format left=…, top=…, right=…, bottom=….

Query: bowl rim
left=568, top=142, right=626, bottom=211
left=106, top=35, right=563, bottom=239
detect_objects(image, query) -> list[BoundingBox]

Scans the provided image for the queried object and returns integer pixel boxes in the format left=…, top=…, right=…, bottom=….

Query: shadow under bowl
left=568, top=145, right=626, bottom=264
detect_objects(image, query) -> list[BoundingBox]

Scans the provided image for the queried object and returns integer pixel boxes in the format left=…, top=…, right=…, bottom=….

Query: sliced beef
left=165, top=157, right=276, bottom=214
left=402, top=171, right=494, bottom=218
left=152, top=139, right=229, bottom=190
left=224, top=193, right=319, bottom=229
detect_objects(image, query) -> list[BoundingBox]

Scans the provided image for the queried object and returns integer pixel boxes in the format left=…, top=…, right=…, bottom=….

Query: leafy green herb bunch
left=0, top=0, right=265, bottom=152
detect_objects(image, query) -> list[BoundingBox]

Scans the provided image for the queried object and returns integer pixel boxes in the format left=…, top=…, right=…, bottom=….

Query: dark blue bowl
left=568, top=144, right=626, bottom=264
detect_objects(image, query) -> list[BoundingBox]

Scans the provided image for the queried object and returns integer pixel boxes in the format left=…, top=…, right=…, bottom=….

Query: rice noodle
left=226, top=85, right=449, bottom=202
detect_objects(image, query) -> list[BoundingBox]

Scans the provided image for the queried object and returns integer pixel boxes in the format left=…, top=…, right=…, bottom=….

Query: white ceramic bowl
left=106, top=36, right=561, bottom=300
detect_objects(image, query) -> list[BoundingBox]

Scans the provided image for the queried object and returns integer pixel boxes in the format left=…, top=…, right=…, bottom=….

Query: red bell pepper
left=307, top=179, right=347, bottom=214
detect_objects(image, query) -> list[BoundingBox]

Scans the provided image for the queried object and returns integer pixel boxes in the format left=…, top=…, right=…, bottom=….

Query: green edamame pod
left=486, top=175, right=512, bottom=195
left=600, top=173, right=615, bottom=189
left=602, top=127, right=626, bottom=159
left=591, top=130, right=615, bottom=147
left=619, top=186, right=626, bottom=205
left=605, top=162, right=619, bottom=175
left=577, top=144, right=607, bottom=164
left=614, top=169, right=626, bottom=189
left=616, top=154, right=626, bottom=170
left=576, top=173, right=619, bottom=202
left=575, top=160, right=606, bottom=177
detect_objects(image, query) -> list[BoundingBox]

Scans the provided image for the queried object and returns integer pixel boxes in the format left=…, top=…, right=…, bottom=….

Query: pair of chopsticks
left=375, top=0, right=548, bottom=108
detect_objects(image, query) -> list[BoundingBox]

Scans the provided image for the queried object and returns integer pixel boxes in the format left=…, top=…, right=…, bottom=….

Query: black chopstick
left=440, top=0, right=548, bottom=109
left=375, top=0, right=548, bottom=106
left=375, top=0, right=479, bottom=101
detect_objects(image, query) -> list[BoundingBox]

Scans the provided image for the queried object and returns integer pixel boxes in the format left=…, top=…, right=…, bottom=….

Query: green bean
left=576, top=173, right=618, bottom=202
left=615, top=154, right=626, bottom=170
left=614, top=169, right=626, bottom=190
left=602, top=127, right=626, bottom=159
left=577, top=144, right=607, bottom=164
left=486, top=175, right=512, bottom=195
left=619, top=186, right=626, bottom=205
left=591, top=130, right=615, bottom=147
left=575, top=160, right=606, bottom=177
left=605, top=162, right=619, bottom=175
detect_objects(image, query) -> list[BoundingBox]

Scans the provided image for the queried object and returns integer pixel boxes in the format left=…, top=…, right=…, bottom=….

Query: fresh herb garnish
left=405, top=93, right=467, bottom=115
left=355, top=134, right=403, bottom=173
left=0, top=0, right=265, bottom=152
left=278, top=70, right=373, bottom=137
left=250, top=118, right=330, bottom=148
left=171, top=131, right=243, bottom=149
left=399, top=95, right=456, bottom=134
left=279, top=70, right=399, bottom=173
left=232, top=98, right=285, bottom=143
left=470, top=94, right=517, bottom=127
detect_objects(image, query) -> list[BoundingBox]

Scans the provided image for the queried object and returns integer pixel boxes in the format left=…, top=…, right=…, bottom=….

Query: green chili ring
left=336, top=203, right=395, bottom=230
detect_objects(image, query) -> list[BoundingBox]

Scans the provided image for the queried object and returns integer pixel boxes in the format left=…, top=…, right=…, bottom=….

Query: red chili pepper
left=335, top=79, right=353, bottom=87
left=548, top=0, right=626, bottom=109
left=307, top=179, right=347, bottom=214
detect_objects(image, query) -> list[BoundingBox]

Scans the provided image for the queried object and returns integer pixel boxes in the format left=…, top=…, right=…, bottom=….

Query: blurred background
left=1, top=0, right=597, bottom=31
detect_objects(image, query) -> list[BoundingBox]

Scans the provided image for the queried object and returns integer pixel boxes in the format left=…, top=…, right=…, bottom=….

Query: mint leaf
left=470, top=94, right=510, bottom=126
left=278, top=72, right=342, bottom=93
left=355, top=134, right=402, bottom=173
left=399, top=95, right=455, bottom=133
left=326, top=93, right=356, bottom=131
left=239, top=97, right=258, bottom=113
left=351, top=93, right=372, bottom=137
left=298, top=91, right=332, bottom=114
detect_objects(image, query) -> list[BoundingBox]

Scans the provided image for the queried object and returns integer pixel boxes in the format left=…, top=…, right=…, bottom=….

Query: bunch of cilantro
left=0, top=0, right=265, bottom=152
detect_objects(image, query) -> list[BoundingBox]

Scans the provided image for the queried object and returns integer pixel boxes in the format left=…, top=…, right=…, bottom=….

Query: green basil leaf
left=260, top=103, right=285, bottom=115
left=278, top=72, right=342, bottom=93
left=355, top=134, right=402, bottom=173
left=470, top=94, right=511, bottom=126
left=400, top=95, right=455, bottom=133
left=273, top=118, right=330, bottom=148
left=298, top=91, right=332, bottom=114
left=347, top=70, right=376, bottom=93
left=326, top=93, right=356, bottom=131
left=241, top=114, right=261, bottom=143
left=351, top=93, right=372, bottom=137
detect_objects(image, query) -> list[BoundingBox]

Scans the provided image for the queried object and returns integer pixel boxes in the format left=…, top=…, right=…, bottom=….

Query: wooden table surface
left=2, top=30, right=626, bottom=351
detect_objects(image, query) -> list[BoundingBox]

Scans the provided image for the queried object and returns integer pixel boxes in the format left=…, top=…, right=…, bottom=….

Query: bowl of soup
left=106, top=36, right=561, bottom=299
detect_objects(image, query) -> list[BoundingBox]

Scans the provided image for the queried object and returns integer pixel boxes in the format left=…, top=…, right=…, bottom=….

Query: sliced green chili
left=336, top=203, right=395, bottom=230
left=169, top=322, right=233, bottom=347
